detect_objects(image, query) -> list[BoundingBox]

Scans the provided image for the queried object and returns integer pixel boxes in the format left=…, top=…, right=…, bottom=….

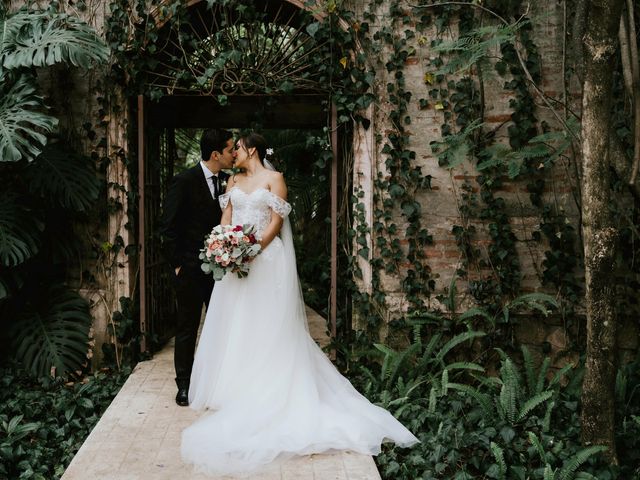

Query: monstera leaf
left=0, top=74, right=58, bottom=162
left=26, top=144, right=100, bottom=212
left=0, top=192, right=44, bottom=267
left=0, top=11, right=109, bottom=70
left=8, top=284, right=92, bottom=378
left=0, top=269, right=25, bottom=301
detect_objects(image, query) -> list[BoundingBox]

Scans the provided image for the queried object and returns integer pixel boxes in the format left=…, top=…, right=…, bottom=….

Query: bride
left=181, top=132, right=418, bottom=476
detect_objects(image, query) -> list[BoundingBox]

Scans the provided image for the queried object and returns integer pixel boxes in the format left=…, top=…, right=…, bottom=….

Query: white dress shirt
left=200, top=161, right=218, bottom=199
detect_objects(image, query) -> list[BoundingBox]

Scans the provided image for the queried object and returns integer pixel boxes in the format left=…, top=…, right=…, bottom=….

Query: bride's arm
left=220, top=175, right=236, bottom=225
left=258, top=173, right=287, bottom=249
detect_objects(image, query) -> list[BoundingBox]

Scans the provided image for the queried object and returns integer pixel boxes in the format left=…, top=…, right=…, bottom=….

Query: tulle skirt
left=181, top=236, right=418, bottom=476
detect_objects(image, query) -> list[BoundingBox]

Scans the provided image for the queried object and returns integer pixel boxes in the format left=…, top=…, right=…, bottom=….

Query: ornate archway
left=133, top=0, right=359, bottom=352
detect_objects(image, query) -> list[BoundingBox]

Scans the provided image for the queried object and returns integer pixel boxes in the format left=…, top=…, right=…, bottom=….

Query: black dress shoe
left=176, top=387, right=189, bottom=406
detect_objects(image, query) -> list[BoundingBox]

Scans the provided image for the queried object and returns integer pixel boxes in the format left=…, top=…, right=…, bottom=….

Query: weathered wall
left=10, top=0, right=636, bottom=365
left=8, top=0, right=133, bottom=368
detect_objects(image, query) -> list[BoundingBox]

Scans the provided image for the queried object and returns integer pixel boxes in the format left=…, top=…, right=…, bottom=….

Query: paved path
left=61, top=307, right=381, bottom=480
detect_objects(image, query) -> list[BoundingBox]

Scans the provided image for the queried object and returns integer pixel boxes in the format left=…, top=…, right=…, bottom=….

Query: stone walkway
left=61, top=307, right=381, bottom=480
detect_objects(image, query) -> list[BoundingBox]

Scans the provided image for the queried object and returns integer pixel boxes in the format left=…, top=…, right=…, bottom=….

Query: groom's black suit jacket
left=160, top=165, right=229, bottom=270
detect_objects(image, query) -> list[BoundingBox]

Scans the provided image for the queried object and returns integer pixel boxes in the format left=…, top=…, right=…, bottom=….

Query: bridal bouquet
left=200, top=224, right=262, bottom=280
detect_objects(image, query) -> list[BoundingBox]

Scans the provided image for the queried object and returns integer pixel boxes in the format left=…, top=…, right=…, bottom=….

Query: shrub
left=0, top=366, right=129, bottom=479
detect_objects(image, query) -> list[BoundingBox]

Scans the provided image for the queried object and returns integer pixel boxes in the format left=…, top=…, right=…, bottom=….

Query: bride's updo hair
left=240, top=132, right=267, bottom=165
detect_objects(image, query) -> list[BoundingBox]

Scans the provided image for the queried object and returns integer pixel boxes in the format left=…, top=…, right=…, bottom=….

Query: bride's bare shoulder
left=267, top=171, right=287, bottom=198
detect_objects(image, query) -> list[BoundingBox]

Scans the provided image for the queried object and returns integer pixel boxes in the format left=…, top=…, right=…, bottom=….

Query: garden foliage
left=349, top=317, right=640, bottom=479
left=0, top=5, right=109, bottom=377
left=0, top=366, right=129, bottom=480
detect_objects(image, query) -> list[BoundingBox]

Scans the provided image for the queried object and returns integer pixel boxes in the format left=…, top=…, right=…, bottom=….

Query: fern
left=536, top=357, right=552, bottom=394
left=418, top=333, right=442, bottom=370
left=433, top=22, right=527, bottom=75
left=445, top=361, right=485, bottom=373
left=373, top=343, right=396, bottom=382
left=544, top=464, right=557, bottom=480
left=522, top=345, right=537, bottom=395
left=548, top=363, right=573, bottom=390
left=386, top=342, right=420, bottom=388
left=457, top=307, right=495, bottom=327
left=490, top=442, right=507, bottom=480
left=435, top=331, right=485, bottom=363
left=517, top=390, right=553, bottom=422
left=557, top=446, right=608, bottom=480
left=428, top=386, right=437, bottom=413
left=499, top=358, right=520, bottom=424
left=528, top=432, right=547, bottom=463
left=430, top=118, right=483, bottom=170
left=447, top=382, right=494, bottom=418
left=441, top=368, right=449, bottom=395
left=542, top=400, right=555, bottom=433
left=505, top=293, right=558, bottom=317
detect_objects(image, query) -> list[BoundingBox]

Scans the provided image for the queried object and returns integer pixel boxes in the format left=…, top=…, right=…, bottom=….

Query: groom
left=160, top=128, right=235, bottom=406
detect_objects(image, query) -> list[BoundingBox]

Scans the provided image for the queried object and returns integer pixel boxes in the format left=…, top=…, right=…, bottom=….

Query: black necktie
left=211, top=175, right=218, bottom=198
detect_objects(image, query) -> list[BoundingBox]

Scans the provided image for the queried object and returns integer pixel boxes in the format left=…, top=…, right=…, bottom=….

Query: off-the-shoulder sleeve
left=218, top=192, right=231, bottom=210
left=266, top=191, right=292, bottom=218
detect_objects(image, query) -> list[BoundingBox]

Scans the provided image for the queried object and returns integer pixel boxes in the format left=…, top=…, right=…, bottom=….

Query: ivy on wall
left=103, top=0, right=638, bottom=351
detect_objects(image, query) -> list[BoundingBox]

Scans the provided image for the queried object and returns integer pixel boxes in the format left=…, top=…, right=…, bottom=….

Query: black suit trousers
left=173, top=264, right=215, bottom=389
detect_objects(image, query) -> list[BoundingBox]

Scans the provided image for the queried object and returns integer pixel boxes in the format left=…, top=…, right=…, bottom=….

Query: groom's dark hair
left=200, top=128, right=232, bottom=161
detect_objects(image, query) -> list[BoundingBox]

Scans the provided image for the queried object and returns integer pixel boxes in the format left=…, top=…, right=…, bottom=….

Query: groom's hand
left=175, top=266, right=182, bottom=275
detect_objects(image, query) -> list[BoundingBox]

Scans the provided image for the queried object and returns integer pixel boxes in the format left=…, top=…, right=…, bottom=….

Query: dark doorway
left=137, top=95, right=344, bottom=353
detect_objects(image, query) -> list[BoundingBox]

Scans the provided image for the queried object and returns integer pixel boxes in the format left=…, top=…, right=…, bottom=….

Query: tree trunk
left=580, top=0, right=624, bottom=464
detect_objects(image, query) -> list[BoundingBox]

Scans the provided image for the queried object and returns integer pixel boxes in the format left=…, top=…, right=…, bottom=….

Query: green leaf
left=517, top=390, right=553, bottom=421
left=0, top=191, right=44, bottom=266
left=436, top=330, right=485, bottom=362
left=557, top=446, right=608, bottom=480
left=8, top=285, right=92, bottom=378
left=1, top=12, right=109, bottom=70
left=0, top=74, right=57, bottom=162
left=26, top=144, right=100, bottom=212
left=490, top=441, right=507, bottom=480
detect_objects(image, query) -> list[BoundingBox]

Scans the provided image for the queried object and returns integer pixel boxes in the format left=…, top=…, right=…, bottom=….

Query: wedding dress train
left=181, top=186, right=418, bottom=476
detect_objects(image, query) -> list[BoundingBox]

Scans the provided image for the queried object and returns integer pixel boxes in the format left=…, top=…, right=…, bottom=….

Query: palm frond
left=0, top=74, right=58, bottom=162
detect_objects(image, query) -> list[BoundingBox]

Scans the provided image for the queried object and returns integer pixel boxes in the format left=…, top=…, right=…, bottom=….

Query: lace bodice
left=218, top=187, right=292, bottom=239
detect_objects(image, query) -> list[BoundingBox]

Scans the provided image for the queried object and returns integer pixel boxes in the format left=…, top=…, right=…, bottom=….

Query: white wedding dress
left=181, top=186, right=418, bottom=476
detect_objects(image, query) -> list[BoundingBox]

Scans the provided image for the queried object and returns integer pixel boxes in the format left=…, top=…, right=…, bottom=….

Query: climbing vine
left=102, top=0, right=639, bottom=357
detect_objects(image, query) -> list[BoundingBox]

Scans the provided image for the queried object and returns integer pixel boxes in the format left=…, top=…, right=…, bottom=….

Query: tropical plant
left=0, top=365, right=129, bottom=479
left=4, top=285, right=93, bottom=378
left=0, top=5, right=108, bottom=378
left=0, top=10, right=109, bottom=162
left=351, top=321, right=615, bottom=480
